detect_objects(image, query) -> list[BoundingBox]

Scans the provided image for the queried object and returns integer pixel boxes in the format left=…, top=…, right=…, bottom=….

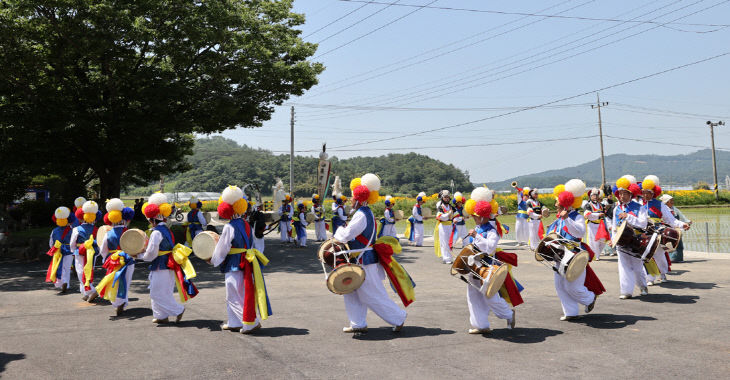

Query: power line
left=303, top=1, right=373, bottom=39
left=611, top=103, right=730, bottom=119
left=315, top=0, right=403, bottom=44
left=326, top=50, right=730, bottom=150
left=604, top=135, right=730, bottom=151
left=338, top=0, right=730, bottom=30
left=286, top=102, right=593, bottom=112
left=314, top=0, right=440, bottom=59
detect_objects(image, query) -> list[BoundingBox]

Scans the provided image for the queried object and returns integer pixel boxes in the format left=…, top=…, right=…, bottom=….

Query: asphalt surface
left=1, top=234, right=728, bottom=379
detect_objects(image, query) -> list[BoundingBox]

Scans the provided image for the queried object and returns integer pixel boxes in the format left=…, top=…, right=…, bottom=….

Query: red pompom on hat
left=51, top=215, right=57, bottom=224
left=628, top=183, right=641, bottom=197
left=474, top=200, right=492, bottom=218
left=103, top=213, right=111, bottom=225
left=75, top=208, right=84, bottom=221
left=353, top=185, right=370, bottom=202
left=654, top=185, right=662, bottom=197
left=217, top=202, right=234, bottom=220
left=558, top=191, right=575, bottom=208
left=143, top=203, right=160, bottom=219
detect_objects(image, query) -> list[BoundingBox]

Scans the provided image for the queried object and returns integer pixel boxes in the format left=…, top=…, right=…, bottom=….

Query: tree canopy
left=124, top=136, right=474, bottom=197
left=0, top=0, right=323, bottom=203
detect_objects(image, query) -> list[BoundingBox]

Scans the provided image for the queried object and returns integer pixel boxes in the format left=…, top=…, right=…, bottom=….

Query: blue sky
left=217, top=0, right=730, bottom=182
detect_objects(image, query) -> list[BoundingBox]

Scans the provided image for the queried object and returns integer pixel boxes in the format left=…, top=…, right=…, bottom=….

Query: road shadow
left=161, top=319, right=224, bottom=331
left=0, top=353, right=26, bottom=374
left=109, top=307, right=152, bottom=321
left=678, top=259, right=708, bottom=264
left=352, top=326, right=456, bottom=341
left=488, top=327, right=563, bottom=343
left=571, top=314, right=656, bottom=329
left=668, top=270, right=689, bottom=275
left=248, top=327, right=310, bottom=337
left=658, top=280, right=717, bottom=290
left=638, top=293, right=700, bottom=304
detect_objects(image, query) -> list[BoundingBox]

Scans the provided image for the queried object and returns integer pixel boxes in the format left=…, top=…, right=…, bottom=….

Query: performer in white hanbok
left=331, top=194, right=348, bottom=236
left=336, top=173, right=412, bottom=334
left=610, top=177, right=650, bottom=299
left=96, top=199, right=137, bottom=316
left=434, top=190, right=454, bottom=264
left=311, top=194, right=327, bottom=241
left=639, top=176, right=689, bottom=286
left=292, top=202, right=309, bottom=247
left=525, top=189, right=545, bottom=251
left=138, top=193, right=197, bottom=323
left=378, top=195, right=398, bottom=238
left=278, top=194, right=293, bottom=243
left=451, top=192, right=468, bottom=249
left=69, top=201, right=100, bottom=302
left=583, top=188, right=610, bottom=261
left=512, top=184, right=530, bottom=246
left=211, top=186, right=272, bottom=333
left=45, top=207, right=74, bottom=292
left=406, top=192, right=426, bottom=246
left=548, top=181, right=605, bottom=320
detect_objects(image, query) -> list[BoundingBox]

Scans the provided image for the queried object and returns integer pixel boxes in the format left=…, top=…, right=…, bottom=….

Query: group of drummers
left=42, top=172, right=690, bottom=335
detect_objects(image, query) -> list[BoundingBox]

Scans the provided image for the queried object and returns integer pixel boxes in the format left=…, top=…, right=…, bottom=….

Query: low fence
left=682, top=222, right=730, bottom=254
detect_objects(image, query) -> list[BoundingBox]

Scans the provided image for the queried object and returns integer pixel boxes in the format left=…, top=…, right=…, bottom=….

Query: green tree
left=0, top=0, right=323, bottom=201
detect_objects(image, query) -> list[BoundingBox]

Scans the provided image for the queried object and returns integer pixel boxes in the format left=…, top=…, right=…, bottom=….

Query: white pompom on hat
left=74, top=197, right=86, bottom=208
left=360, top=173, right=381, bottom=192
left=55, top=206, right=70, bottom=219
left=105, top=198, right=124, bottom=212
left=417, top=192, right=426, bottom=198
left=221, top=185, right=243, bottom=205
left=644, top=175, right=660, bottom=186
left=82, top=200, right=98, bottom=214
left=189, top=196, right=199, bottom=204
left=148, top=193, right=168, bottom=205
left=565, top=179, right=587, bottom=197
left=622, top=175, right=637, bottom=184
left=471, top=187, right=493, bottom=203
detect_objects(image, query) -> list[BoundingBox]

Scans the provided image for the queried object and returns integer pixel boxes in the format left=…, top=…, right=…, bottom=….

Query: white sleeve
left=49, top=232, right=54, bottom=249
left=100, top=235, right=110, bottom=260
left=300, top=212, right=308, bottom=226
left=471, top=230, right=498, bottom=255
left=412, top=206, right=422, bottom=221
left=661, top=204, right=685, bottom=228
left=626, top=206, right=648, bottom=229
left=385, top=209, right=394, bottom=223
left=334, top=210, right=366, bottom=243
left=211, top=224, right=234, bottom=267
left=197, top=211, right=207, bottom=227
left=288, top=207, right=294, bottom=218
left=69, top=228, right=79, bottom=253
left=337, top=207, right=347, bottom=221
left=139, top=230, right=162, bottom=262
left=564, top=213, right=586, bottom=238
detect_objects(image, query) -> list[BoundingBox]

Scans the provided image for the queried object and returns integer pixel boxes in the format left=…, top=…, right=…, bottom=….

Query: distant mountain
left=483, top=149, right=730, bottom=190
left=124, top=136, right=472, bottom=196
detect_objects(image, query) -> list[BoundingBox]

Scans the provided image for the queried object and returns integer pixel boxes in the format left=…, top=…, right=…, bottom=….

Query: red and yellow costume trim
left=373, top=236, right=415, bottom=307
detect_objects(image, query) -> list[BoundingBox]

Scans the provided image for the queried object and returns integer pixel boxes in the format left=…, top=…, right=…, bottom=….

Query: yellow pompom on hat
left=105, top=198, right=124, bottom=224
left=350, top=173, right=381, bottom=204
left=82, top=201, right=99, bottom=223
left=54, top=206, right=71, bottom=227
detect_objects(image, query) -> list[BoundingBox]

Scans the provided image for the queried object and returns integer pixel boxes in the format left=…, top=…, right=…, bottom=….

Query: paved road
left=1, top=235, right=728, bottom=379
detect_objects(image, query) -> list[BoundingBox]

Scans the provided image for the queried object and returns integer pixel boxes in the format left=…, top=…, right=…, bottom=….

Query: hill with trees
left=484, top=149, right=730, bottom=190
left=124, top=136, right=473, bottom=196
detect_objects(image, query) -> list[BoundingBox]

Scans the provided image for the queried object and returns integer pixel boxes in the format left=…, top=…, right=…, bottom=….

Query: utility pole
left=290, top=106, right=295, bottom=196
left=591, top=93, right=608, bottom=188
left=707, top=120, right=725, bottom=200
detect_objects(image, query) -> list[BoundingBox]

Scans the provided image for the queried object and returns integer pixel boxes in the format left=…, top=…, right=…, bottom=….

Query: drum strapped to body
left=540, top=206, right=551, bottom=219
left=96, top=225, right=112, bottom=248
left=611, top=221, right=658, bottom=261
left=421, top=208, right=432, bottom=219
left=119, top=228, right=147, bottom=256
left=394, top=209, right=404, bottom=220
left=648, top=222, right=683, bottom=252
left=317, top=238, right=365, bottom=295
left=450, top=244, right=508, bottom=298
left=191, top=230, right=219, bottom=261
left=535, top=233, right=589, bottom=282
left=305, top=212, right=316, bottom=223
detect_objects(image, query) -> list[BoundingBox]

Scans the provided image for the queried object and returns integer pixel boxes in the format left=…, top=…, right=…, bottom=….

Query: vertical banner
left=317, top=145, right=331, bottom=199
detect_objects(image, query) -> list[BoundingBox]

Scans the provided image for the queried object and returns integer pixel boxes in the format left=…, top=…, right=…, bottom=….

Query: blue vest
left=51, top=226, right=73, bottom=255
left=645, top=199, right=664, bottom=220
left=454, top=207, right=465, bottom=225
left=280, top=204, right=291, bottom=221
left=105, top=226, right=125, bottom=251
left=546, top=210, right=581, bottom=241
left=332, top=206, right=346, bottom=227
left=221, top=218, right=251, bottom=273
left=349, top=207, right=377, bottom=265
left=149, top=225, right=174, bottom=271
left=613, top=201, right=642, bottom=226
left=384, top=208, right=395, bottom=225
left=187, top=209, right=203, bottom=237
left=74, top=224, right=98, bottom=254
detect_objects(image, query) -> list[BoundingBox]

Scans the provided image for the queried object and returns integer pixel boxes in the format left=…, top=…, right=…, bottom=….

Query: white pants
left=224, top=271, right=261, bottom=330
left=253, top=236, right=265, bottom=254
left=438, top=224, right=453, bottom=262
left=514, top=217, right=529, bottom=244
left=297, top=234, right=307, bottom=247
left=554, top=271, right=595, bottom=317
left=585, top=223, right=606, bottom=260
left=148, top=269, right=185, bottom=319
left=646, top=247, right=669, bottom=282
left=74, top=255, right=97, bottom=296
left=111, top=263, right=135, bottom=308
left=279, top=221, right=291, bottom=242
left=527, top=219, right=542, bottom=251
left=466, top=278, right=513, bottom=330
left=617, top=248, right=646, bottom=295
left=343, top=264, right=407, bottom=329
left=54, top=255, right=74, bottom=289
left=454, top=224, right=468, bottom=248
left=314, top=220, right=327, bottom=241
left=413, top=223, right=424, bottom=246
left=382, top=224, right=397, bottom=238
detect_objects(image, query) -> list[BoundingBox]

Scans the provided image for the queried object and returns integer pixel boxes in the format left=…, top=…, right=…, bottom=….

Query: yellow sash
left=82, top=237, right=95, bottom=287
left=171, top=244, right=196, bottom=280
left=245, top=249, right=271, bottom=322
left=49, top=240, right=63, bottom=282
left=95, top=252, right=127, bottom=302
